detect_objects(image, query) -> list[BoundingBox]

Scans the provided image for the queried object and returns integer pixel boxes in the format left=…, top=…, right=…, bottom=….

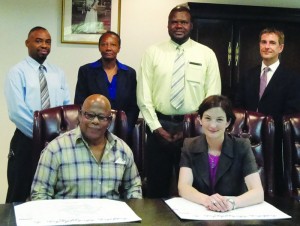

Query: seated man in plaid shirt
left=31, top=94, right=142, bottom=200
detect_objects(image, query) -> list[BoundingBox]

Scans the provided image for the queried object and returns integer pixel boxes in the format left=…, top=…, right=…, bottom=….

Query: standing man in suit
left=137, top=5, right=221, bottom=198
left=75, top=31, right=139, bottom=135
left=4, top=26, right=71, bottom=203
left=235, top=27, right=300, bottom=195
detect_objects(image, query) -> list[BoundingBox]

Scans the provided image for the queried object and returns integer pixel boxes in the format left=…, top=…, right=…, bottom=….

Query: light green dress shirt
left=137, top=38, right=221, bottom=131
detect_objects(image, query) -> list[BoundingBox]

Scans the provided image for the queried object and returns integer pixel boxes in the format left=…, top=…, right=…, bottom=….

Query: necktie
left=170, top=47, right=185, bottom=109
left=39, top=65, right=50, bottom=109
left=259, top=67, right=270, bottom=99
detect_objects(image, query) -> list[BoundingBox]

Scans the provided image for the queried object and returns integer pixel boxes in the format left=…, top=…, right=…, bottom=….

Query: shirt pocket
left=185, top=61, right=205, bottom=85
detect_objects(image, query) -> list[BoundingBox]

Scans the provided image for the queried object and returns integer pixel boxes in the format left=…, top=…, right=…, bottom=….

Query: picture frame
left=61, top=0, right=121, bottom=44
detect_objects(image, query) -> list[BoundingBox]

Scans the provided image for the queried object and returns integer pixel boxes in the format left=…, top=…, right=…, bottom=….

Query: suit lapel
left=260, top=64, right=283, bottom=100
left=215, top=136, right=234, bottom=185
left=190, top=136, right=211, bottom=189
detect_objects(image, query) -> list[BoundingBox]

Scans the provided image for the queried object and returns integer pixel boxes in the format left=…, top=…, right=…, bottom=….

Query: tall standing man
left=137, top=5, right=221, bottom=198
left=235, top=27, right=300, bottom=195
left=4, top=26, right=71, bottom=203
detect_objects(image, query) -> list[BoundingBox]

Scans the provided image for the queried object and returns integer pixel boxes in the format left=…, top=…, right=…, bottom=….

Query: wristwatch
left=227, top=198, right=236, bottom=210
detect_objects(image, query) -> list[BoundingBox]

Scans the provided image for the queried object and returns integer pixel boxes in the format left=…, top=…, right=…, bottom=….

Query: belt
left=156, top=111, right=184, bottom=122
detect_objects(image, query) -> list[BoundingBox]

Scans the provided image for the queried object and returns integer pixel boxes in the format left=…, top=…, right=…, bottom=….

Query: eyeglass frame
left=81, top=110, right=113, bottom=122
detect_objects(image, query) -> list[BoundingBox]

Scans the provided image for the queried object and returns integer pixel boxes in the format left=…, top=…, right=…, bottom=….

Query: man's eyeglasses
left=81, top=111, right=112, bottom=122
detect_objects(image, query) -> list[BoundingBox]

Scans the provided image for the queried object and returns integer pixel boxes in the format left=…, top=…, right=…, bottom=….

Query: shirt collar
left=261, top=60, right=280, bottom=72
left=26, top=56, right=48, bottom=72
left=90, top=59, right=129, bottom=71
left=169, top=38, right=192, bottom=50
left=75, top=126, right=117, bottom=150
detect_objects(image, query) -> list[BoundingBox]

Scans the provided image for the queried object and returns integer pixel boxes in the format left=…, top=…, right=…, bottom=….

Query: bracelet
left=227, top=198, right=236, bottom=210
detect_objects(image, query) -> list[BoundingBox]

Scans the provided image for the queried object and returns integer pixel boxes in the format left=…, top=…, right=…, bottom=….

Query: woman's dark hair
left=198, top=95, right=236, bottom=129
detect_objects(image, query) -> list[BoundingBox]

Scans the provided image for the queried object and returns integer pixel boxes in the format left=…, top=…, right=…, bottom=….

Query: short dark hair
left=198, top=95, right=236, bottom=130
left=168, top=5, right=192, bottom=21
left=28, top=26, right=47, bottom=38
left=98, top=31, right=121, bottom=46
left=259, top=27, right=284, bottom=45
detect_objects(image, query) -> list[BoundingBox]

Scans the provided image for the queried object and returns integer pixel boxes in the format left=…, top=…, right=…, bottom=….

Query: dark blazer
left=180, top=134, right=257, bottom=196
left=74, top=59, right=139, bottom=133
left=235, top=64, right=300, bottom=123
left=235, top=64, right=300, bottom=195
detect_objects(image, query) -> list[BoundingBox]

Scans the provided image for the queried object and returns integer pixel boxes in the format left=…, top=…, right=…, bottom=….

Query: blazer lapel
left=94, top=67, right=109, bottom=97
left=215, top=135, right=234, bottom=185
left=191, top=136, right=211, bottom=189
left=260, top=65, right=283, bottom=100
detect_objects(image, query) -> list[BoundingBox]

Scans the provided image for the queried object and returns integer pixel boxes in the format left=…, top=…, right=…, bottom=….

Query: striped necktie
left=259, top=67, right=270, bottom=99
left=39, top=65, right=50, bottom=109
left=170, top=47, right=185, bottom=109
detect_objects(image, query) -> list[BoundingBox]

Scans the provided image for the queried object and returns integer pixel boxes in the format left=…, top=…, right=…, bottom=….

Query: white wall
left=1, top=0, right=300, bottom=203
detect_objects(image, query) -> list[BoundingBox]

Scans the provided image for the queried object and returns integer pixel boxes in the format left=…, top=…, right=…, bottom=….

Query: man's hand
left=154, top=127, right=173, bottom=142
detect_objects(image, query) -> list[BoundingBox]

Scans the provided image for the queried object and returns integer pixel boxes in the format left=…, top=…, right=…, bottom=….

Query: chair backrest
left=183, top=108, right=275, bottom=197
left=32, top=104, right=128, bottom=180
left=283, top=113, right=300, bottom=200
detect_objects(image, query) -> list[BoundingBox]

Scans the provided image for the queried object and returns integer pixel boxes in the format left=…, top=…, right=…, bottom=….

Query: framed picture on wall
left=62, top=0, right=121, bottom=44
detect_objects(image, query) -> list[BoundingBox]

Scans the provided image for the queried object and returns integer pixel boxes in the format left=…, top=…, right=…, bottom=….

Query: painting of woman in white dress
left=72, top=0, right=108, bottom=34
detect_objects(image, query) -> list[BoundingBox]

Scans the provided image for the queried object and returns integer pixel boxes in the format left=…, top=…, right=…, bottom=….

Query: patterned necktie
left=170, top=47, right=185, bottom=109
left=259, top=67, right=270, bottom=99
left=39, top=65, right=50, bottom=109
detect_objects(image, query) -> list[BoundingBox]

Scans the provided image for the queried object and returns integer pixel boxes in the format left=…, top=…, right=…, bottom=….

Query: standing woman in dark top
left=178, top=95, right=263, bottom=212
left=74, top=31, right=139, bottom=134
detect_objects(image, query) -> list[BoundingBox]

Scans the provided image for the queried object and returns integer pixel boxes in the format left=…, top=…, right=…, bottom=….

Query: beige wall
left=1, top=0, right=300, bottom=203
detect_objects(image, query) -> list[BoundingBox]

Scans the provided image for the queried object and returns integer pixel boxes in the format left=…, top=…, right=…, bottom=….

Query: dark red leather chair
left=283, top=114, right=300, bottom=201
left=183, top=108, right=275, bottom=197
left=32, top=105, right=128, bottom=180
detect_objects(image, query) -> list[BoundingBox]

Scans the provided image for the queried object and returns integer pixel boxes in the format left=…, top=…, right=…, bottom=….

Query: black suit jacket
left=74, top=59, right=139, bottom=132
left=235, top=64, right=300, bottom=123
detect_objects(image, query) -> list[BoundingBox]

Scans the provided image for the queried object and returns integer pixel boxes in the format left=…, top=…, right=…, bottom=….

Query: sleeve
left=179, top=138, right=193, bottom=168
left=31, top=143, right=59, bottom=200
left=203, top=49, right=221, bottom=98
left=284, top=71, right=300, bottom=114
left=4, top=68, right=34, bottom=138
left=241, top=138, right=258, bottom=177
left=124, top=68, right=139, bottom=133
left=122, top=142, right=143, bottom=199
left=137, top=48, right=162, bottom=132
left=74, top=66, right=89, bottom=105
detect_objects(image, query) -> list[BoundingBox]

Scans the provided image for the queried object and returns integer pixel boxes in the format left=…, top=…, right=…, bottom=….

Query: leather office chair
left=32, top=104, right=128, bottom=180
left=283, top=114, right=300, bottom=200
left=183, top=108, right=275, bottom=197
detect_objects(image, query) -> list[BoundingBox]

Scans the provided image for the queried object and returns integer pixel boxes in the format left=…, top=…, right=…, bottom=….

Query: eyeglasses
left=81, top=111, right=112, bottom=122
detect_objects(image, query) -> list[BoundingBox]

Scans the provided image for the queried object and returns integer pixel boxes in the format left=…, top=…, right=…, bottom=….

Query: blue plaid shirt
left=31, top=127, right=142, bottom=200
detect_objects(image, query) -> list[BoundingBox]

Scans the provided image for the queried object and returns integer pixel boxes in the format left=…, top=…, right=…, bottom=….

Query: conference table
left=1, top=196, right=299, bottom=225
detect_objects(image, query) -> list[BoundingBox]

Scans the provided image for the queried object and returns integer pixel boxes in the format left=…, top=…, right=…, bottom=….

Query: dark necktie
left=170, top=47, right=185, bottom=109
left=39, top=65, right=50, bottom=109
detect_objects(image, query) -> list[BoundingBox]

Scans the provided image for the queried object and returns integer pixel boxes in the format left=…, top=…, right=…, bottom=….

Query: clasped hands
left=205, top=193, right=234, bottom=212
left=154, top=127, right=183, bottom=143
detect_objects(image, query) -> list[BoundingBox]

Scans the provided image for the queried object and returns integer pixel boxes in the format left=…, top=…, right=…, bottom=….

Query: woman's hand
left=204, top=193, right=233, bottom=212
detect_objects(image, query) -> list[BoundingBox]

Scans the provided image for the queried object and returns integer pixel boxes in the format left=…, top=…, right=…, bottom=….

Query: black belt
left=156, top=111, right=184, bottom=122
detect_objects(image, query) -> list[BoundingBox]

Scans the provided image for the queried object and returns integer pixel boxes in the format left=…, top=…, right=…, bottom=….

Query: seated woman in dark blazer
left=74, top=31, right=139, bottom=134
left=178, top=95, right=263, bottom=212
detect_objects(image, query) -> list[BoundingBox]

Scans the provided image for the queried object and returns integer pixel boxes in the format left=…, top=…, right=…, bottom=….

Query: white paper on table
left=14, top=198, right=141, bottom=226
left=165, top=197, right=291, bottom=220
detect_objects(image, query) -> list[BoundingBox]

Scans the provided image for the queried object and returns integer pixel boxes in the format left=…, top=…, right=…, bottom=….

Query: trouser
left=145, top=118, right=183, bottom=198
left=6, top=129, right=33, bottom=203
